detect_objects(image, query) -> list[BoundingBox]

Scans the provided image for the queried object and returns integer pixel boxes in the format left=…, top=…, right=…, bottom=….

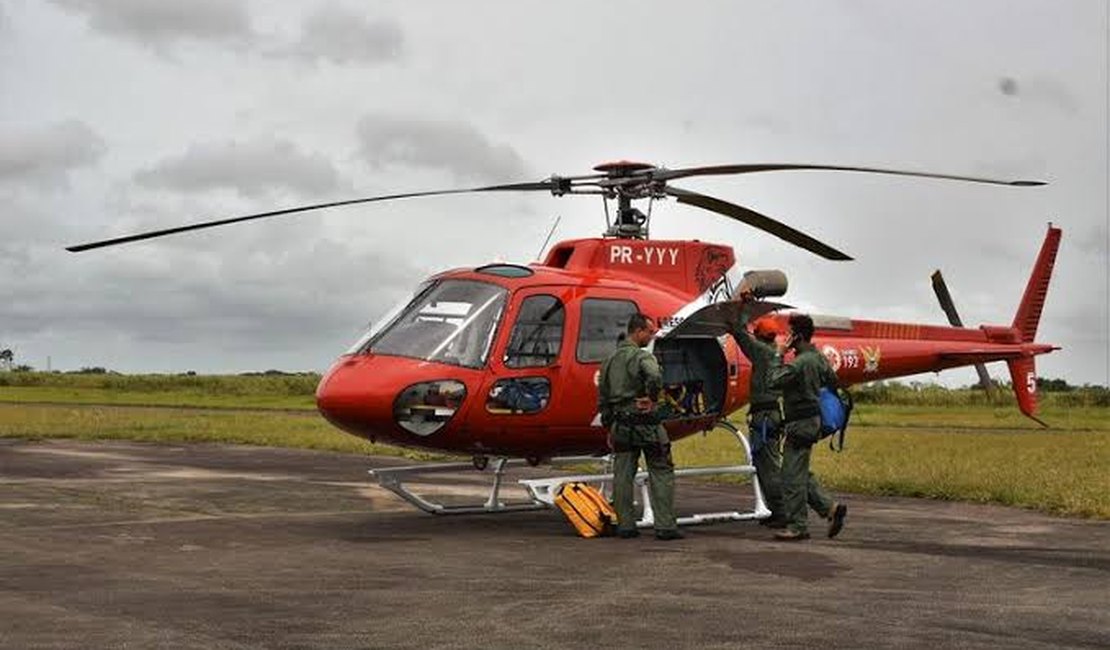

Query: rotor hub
left=592, top=160, right=657, bottom=175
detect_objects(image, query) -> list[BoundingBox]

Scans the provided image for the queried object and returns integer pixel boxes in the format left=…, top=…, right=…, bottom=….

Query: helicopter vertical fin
left=1006, top=356, right=1046, bottom=427
left=1004, top=225, right=1061, bottom=428
left=1011, top=225, right=1061, bottom=343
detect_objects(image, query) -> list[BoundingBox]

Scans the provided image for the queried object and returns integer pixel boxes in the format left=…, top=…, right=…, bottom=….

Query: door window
left=485, top=377, right=551, bottom=414
left=577, top=298, right=639, bottom=362
left=503, top=295, right=565, bottom=368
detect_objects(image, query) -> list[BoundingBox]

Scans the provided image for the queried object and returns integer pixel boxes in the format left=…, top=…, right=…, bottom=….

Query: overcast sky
left=2, top=0, right=1107, bottom=386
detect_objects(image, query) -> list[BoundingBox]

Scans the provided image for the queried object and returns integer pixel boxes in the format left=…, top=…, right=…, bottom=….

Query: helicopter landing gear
left=367, top=455, right=604, bottom=515
left=519, top=419, right=770, bottom=528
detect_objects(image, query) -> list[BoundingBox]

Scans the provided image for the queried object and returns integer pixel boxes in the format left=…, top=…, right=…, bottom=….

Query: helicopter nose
left=315, top=355, right=475, bottom=443
left=316, top=356, right=396, bottom=430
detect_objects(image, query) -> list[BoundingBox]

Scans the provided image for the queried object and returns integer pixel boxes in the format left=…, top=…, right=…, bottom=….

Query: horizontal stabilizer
left=937, top=349, right=1024, bottom=364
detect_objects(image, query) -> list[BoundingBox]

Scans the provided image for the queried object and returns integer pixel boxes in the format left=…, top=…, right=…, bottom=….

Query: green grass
left=850, top=403, right=1110, bottom=431
left=2, top=372, right=1108, bottom=519
left=0, top=386, right=316, bottom=410
left=0, top=403, right=442, bottom=460
left=0, top=372, right=317, bottom=410
left=673, top=423, right=1110, bottom=519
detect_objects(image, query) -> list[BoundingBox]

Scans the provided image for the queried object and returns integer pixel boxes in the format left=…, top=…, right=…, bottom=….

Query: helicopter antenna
left=535, top=215, right=561, bottom=261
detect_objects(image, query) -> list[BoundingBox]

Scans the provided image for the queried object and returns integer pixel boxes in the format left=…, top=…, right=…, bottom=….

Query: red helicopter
left=68, top=160, right=1057, bottom=522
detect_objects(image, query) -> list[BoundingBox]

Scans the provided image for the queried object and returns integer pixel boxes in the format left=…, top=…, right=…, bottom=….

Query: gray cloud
left=134, top=138, right=344, bottom=198
left=278, top=4, right=403, bottom=65
left=1, top=193, right=426, bottom=373
left=1072, top=223, right=1109, bottom=256
left=356, top=114, right=529, bottom=182
left=0, top=121, right=106, bottom=183
left=49, top=0, right=250, bottom=47
left=2, top=2, right=1105, bottom=384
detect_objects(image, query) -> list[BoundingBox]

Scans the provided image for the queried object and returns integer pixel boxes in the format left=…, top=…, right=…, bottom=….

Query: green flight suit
left=731, top=328, right=784, bottom=521
left=598, top=339, right=677, bottom=533
left=767, top=340, right=837, bottom=535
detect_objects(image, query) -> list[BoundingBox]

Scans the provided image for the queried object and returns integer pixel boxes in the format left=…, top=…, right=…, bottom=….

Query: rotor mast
left=606, top=193, right=651, bottom=239
left=593, top=160, right=661, bottom=240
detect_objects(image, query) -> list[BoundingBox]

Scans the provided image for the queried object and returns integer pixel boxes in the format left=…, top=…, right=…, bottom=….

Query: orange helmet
left=752, top=317, right=781, bottom=339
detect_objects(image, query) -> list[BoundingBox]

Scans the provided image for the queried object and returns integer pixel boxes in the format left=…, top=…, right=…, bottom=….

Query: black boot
left=655, top=529, right=685, bottom=541
left=827, top=503, right=847, bottom=539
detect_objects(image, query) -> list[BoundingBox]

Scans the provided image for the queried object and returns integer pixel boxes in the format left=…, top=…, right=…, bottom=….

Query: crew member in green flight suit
left=731, top=315, right=786, bottom=528
left=767, top=313, right=848, bottom=541
left=597, top=313, right=683, bottom=541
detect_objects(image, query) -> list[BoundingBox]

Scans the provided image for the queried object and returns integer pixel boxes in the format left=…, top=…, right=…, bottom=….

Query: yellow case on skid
left=555, top=482, right=616, bottom=538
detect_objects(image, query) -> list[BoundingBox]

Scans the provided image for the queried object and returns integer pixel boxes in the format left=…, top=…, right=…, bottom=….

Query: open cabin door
left=659, top=300, right=790, bottom=339
left=654, top=300, right=790, bottom=420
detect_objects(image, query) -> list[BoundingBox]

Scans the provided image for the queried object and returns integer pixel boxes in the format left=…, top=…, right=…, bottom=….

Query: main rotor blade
left=65, top=181, right=555, bottom=253
left=665, top=186, right=853, bottom=261
left=931, top=270, right=996, bottom=396
left=653, top=163, right=1046, bottom=187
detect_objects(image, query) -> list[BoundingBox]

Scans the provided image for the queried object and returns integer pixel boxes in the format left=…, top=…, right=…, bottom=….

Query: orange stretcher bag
left=555, top=482, right=616, bottom=538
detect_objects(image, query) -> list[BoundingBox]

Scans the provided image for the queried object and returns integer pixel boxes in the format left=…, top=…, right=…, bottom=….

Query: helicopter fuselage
left=315, top=231, right=1059, bottom=458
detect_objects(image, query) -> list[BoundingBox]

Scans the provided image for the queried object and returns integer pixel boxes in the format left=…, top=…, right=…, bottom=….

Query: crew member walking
left=730, top=315, right=786, bottom=528
left=767, top=313, right=848, bottom=541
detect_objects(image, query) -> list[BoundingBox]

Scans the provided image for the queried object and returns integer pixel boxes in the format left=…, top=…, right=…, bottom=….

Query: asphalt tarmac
left=1, top=439, right=1107, bottom=649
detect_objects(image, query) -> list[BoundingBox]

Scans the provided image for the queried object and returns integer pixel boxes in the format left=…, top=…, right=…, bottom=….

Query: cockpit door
left=477, top=287, right=571, bottom=430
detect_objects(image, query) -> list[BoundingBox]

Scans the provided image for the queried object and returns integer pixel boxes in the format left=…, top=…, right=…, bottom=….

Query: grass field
left=0, top=372, right=317, bottom=410
left=2, top=372, right=1108, bottom=518
left=675, top=424, right=1110, bottom=519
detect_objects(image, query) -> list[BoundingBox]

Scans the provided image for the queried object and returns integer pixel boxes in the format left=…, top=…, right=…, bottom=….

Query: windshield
left=360, top=280, right=507, bottom=368
left=345, top=280, right=436, bottom=355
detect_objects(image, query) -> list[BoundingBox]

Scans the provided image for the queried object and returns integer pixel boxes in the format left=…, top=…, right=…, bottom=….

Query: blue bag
left=498, top=380, right=547, bottom=412
left=818, top=387, right=853, bottom=452
left=750, top=416, right=771, bottom=454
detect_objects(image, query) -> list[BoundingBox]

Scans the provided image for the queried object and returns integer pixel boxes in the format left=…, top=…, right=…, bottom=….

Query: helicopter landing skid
left=519, top=420, right=771, bottom=528
left=368, top=456, right=605, bottom=515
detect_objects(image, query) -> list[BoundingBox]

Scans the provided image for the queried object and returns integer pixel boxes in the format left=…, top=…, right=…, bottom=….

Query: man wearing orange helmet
left=730, top=314, right=787, bottom=528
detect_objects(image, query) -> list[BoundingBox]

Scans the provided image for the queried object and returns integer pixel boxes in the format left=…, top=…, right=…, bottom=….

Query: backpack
left=818, top=387, right=853, bottom=452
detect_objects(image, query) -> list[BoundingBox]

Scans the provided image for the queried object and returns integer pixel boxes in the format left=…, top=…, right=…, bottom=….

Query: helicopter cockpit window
left=475, top=264, right=534, bottom=278
left=577, top=298, right=639, bottom=363
left=363, top=280, right=507, bottom=369
left=503, top=295, right=564, bottom=368
left=346, top=280, right=436, bottom=355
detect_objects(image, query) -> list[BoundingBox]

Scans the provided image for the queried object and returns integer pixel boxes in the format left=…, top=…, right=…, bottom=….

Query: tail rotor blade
left=665, top=186, right=853, bottom=261
left=931, top=270, right=995, bottom=396
left=931, top=270, right=965, bottom=327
